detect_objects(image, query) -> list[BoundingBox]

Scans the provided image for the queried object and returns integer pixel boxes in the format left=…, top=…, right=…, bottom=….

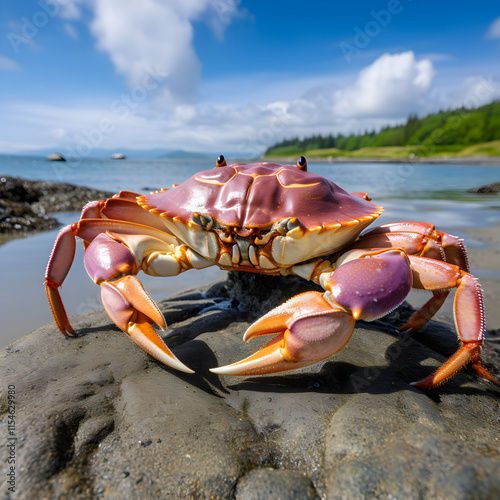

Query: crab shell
left=138, top=162, right=384, bottom=271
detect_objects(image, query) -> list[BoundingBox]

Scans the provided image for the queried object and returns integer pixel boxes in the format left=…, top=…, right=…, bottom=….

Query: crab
left=45, top=156, right=499, bottom=389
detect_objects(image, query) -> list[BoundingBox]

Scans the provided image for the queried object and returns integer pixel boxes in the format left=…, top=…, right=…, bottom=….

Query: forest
left=264, top=101, right=500, bottom=158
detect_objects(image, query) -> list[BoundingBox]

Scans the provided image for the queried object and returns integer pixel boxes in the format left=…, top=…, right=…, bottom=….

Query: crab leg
left=353, top=222, right=471, bottom=329
left=362, top=221, right=469, bottom=271
left=45, top=224, right=78, bottom=336
left=398, top=291, right=449, bottom=334
left=405, top=256, right=498, bottom=389
left=45, top=219, right=179, bottom=335
left=211, top=249, right=412, bottom=376
left=97, top=198, right=171, bottom=232
left=350, top=231, right=445, bottom=261
left=46, top=215, right=212, bottom=373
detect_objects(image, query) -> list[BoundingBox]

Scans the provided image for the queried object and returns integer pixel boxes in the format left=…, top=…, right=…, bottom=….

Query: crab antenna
left=216, top=154, right=227, bottom=167
left=297, top=156, right=307, bottom=171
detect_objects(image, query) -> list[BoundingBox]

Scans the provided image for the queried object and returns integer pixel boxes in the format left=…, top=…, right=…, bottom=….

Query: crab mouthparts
left=189, top=215, right=306, bottom=271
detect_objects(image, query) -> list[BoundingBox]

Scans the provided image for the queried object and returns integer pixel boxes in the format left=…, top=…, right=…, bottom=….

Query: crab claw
left=101, top=275, right=194, bottom=374
left=210, top=291, right=355, bottom=376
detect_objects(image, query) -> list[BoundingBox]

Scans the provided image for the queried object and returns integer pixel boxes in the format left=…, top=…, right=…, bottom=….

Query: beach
left=1, top=156, right=499, bottom=499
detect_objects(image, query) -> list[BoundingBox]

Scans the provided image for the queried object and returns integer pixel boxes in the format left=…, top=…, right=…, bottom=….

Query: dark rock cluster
left=0, top=176, right=114, bottom=234
left=1, top=274, right=499, bottom=499
left=468, top=181, right=500, bottom=193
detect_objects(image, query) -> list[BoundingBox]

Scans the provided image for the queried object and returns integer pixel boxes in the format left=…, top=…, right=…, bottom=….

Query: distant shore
left=260, top=155, right=500, bottom=166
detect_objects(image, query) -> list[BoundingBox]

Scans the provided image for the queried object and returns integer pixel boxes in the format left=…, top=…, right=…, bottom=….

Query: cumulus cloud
left=333, top=51, right=435, bottom=118
left=62, top=0, right=245, bottom=103
left=486, top=16, right=500, bottom=39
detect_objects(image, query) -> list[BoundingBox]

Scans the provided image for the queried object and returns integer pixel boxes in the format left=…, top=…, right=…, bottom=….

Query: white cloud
left=486, top=16, right=500, bottom=39
left=85, top=0, right=244, bottom=102
left=333, top=51, right=435, bottom=118
left=454, top=76, right=500, bottom=108
left=0, top=56, right=21, bottom=71
left=3, top=45, right=496, bottom=156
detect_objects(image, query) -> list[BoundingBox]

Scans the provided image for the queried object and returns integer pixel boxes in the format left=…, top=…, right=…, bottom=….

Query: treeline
left=265, top=101, right=500, bottom=156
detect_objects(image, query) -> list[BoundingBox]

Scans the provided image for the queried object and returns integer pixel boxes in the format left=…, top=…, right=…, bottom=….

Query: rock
left=235, top=469, right=317, bottom=500
left=468, top=181, right=500, bottom=193
left=1, top=274, right=499, bottom=499
left=0, top=176, right=114, bottom=234
left=0, top=197, right=58, bottom=233
left=47, top=153, right=66, bottom=161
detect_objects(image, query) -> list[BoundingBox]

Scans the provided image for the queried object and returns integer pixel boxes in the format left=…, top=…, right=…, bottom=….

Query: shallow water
left=2, top=154, right=500, bottom=199
left=1, top=155, right=499, bottom=348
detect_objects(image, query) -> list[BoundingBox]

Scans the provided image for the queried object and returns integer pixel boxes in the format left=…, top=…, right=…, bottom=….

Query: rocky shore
left=0, top=176, right=113, bottom=234
left=468, top=181, right=500, bottom=193
left=1, top=273, right=499, bottom=499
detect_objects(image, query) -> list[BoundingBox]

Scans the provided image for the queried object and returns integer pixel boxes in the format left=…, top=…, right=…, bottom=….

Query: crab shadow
left=74, top=304, right=500, bottom=400
left=220, top=324, right=500, bottom=400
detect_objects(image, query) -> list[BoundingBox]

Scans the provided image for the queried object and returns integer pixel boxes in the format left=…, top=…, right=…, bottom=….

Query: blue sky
left=1, top=0, right=499, bottom=156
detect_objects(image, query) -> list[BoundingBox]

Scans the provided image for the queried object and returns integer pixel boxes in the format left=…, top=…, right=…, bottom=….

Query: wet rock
left=1, top=275, right=499, bottom=499
left=0, top=176, right=113, bottom=234
left=468, top=181, right=500, bottom=193
left=235, top=469, right=317, bottom=500
left=0, top=197, right=58, bottom=233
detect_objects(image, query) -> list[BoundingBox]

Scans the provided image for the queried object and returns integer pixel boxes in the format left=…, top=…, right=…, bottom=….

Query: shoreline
left=260, top=155, right=500, bottom=166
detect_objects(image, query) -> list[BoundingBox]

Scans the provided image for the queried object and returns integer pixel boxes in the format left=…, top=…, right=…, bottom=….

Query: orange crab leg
left=407, top=255, right=498, bottom=389
left=398, top=291, right=449, bottom=333
left=99, top=198, right=171, bottom=232
left=74, top=218, right=179, bottom=247
left=363, top=221, right=469, bottom=271
left=112, top=190, right=143, bottom=201
left=351, top=231, right=445, bottom=261
left=45, top=224, right=78, bottom=336
left=354, top=223, right=471, bottom=329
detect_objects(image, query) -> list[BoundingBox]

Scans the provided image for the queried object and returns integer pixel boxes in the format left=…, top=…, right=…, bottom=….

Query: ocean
left=1, top=154, right=500, bottom=347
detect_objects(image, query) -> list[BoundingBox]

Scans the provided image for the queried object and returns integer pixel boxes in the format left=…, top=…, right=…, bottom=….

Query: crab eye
left=296, top=156, right=307, bottom=171
left=192, top=212, right=213, bottom=230
left=277, top=217, right=301, bottom=235
left=216, top=155, right=227, bottom=167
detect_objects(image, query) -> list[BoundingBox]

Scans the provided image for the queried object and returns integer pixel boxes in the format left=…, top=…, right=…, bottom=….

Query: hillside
left=264, top=101, right=500, bottom=159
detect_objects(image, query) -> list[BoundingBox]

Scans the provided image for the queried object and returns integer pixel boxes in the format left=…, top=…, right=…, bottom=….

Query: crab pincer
left=211, top=249, right=413, bottom=376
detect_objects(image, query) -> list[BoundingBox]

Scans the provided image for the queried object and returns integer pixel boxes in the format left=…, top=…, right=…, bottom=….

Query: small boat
left=111, top=153, right=126, bottom=160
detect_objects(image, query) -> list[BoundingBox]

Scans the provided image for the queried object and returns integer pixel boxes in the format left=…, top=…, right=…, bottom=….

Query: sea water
left=1, top=155, right=500, bottom=347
